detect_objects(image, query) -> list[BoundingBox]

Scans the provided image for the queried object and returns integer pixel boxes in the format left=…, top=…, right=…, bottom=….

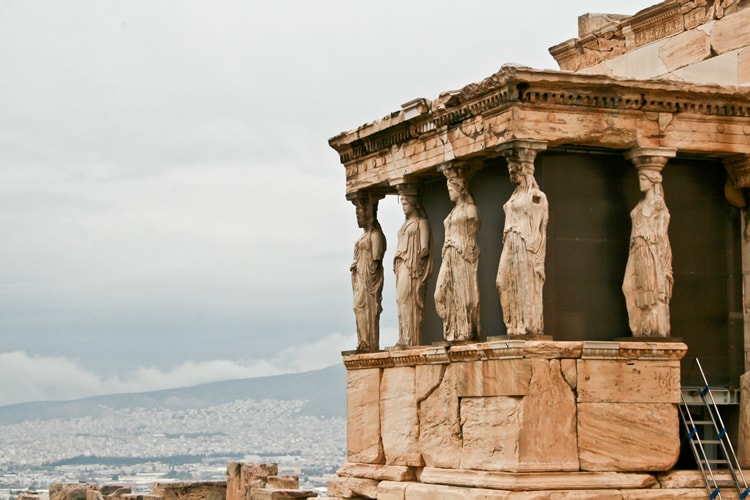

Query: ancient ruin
left=328, top=0, right=750, bottom=497
left=26, top=1, right=750, bottom=499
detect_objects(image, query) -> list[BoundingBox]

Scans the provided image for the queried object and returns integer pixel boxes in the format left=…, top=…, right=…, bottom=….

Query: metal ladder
left=679, top=358, right=750, bottom=499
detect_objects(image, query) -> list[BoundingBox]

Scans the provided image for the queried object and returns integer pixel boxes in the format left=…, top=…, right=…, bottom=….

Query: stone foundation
left=330, top=470, right=744, bottom=498
left=333, top=340, right=702, bottom=497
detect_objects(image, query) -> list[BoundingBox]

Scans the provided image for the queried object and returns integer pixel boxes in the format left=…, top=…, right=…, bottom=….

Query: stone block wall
left=152, top=482, right=226, bottom=500
left=225, top=463, right=317, bottom=500
left=332, top=340, right=697, bottom=498
left=48, top=464, right=316, bottom=500
left=550, top=1, right=750, bottom=86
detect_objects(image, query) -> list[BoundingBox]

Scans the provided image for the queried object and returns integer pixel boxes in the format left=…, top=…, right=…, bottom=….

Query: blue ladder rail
left=679, top=358, right=750, bottom=499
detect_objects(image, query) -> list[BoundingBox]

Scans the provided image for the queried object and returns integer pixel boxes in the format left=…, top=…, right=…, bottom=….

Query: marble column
left=495, top=140, right=549, bottom=337
left=390, top=181, right=433, bottom=348
left=725, top=154, right=750, bottom=467
left=434, top=163, right=481, bottom=342
left=622, top=147, right=677, bottom=337
left=348, top=190, right=386, bottom=352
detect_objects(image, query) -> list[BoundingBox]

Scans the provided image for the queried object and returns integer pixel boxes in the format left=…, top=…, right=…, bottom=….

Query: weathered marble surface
left=380, top=367, right=422, bottom=466
left=346, top=368, right=383, bottom=464
left=622, top=156, right=674, bottom=337
left=393, top=190, right=433, bottom=347
left=577, top=359, right=681, bottom=403
left=416, top=364, right=461, bottom=469
left=350, top=194, right=385, bottom=352
left=434, top=166, right=481, bottom=341
left=454, top=359, right=532, bottom=397
left=460, top=396, right=522, bottom=471
left=517, top=359, right=578, bottom=472
left=327, top=476, right=378, bottom=499
left=577, top=402, right=680, bottom=471
left=339, top=341, right=685, bottom=480
left=496, top=142, right=548, bottom=337
left=226, top=462, right=277, bottom=500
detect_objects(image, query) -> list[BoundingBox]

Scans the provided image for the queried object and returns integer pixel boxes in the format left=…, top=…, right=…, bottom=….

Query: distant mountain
left=0, top=363, right=346, bottom=424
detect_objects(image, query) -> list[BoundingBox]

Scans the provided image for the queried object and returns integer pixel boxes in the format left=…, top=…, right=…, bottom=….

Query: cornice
left=340, top=341, right=687, bottom=369
left=329, top=67, right=750, bottom=167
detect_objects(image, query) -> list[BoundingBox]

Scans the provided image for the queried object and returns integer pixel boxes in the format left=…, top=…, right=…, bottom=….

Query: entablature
left=330, top=66, right=750, bottom=195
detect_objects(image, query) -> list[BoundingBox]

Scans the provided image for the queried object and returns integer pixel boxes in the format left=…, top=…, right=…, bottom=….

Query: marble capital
left=391, top=180, right=420, bottom=196
left=346, top=189, right=386, bottom=205
left=496, top=140, right=548, bottom=169
left=624, top=147, right=677, bottom=171
left=725, top=155, right=750, bottom=189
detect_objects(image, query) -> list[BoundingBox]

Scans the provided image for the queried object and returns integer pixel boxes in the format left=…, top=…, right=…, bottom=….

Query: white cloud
left=0, top=331, right=360, bottom=406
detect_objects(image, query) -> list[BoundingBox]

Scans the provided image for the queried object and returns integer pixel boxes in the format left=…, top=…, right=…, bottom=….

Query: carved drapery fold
left=348, top=190, right=387, bottom=352
left=495, top=140, right=550, bottom=337
left=622, top=147, right=676, bottom=337
left=391, top=181, right=434, bottom=348
left=434, top=163, right=482, bottom=342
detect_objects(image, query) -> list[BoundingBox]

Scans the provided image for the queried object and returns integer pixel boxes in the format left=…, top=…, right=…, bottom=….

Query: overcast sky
left=0, top=0, right=658, bottom=406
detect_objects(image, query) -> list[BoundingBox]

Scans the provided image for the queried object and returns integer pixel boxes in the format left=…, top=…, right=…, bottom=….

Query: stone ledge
left=375, top=480, right=717, bottom=499
left=418, top=468, right=658, bottom=491
left=336, top=463, right=416, bottom=482
left=252, top=489, right=318, bottom=499
left=342, top=341, right=687, bottom=369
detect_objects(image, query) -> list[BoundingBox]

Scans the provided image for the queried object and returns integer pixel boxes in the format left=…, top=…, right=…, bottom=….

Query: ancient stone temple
left=328, top=1, right=750, bottom=498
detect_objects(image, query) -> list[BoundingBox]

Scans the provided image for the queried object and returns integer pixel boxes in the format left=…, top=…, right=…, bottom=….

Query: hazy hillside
left=0, top=363, right=346, bottom=424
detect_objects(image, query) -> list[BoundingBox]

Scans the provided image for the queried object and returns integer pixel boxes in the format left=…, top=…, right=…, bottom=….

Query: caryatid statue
left=393, top=183, right=433, bottom=347
left=496, top=141, right=549, bottom=336
left=349, top=191, right=386, bottom=351
left=622, top=148, right=676, bottom=337
left=434, top=164, right=481, bottom=341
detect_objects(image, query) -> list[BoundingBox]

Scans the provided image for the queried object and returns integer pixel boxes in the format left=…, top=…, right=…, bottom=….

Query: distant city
left=0, top=367, right=347, bottom=499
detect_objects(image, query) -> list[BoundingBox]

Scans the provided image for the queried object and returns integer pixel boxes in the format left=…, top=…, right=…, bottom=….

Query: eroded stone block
left=518, top=359, right=579, bottom=472
left=561, top=358, right=576, bottom=390
left=266, top=476, right=298, bottom=490
left=403, top=483, right=470, bottom=500
left=507, top=492, right=623, bottom=499
left=376, top=481, right=408, bottom=500
left=711, top=7, right=750, bottom=55
left=336, top=463, right=415, bottom=482
left=226, top=463, right=242, bottom=500
left=417, top=364, right=461, bottom=469
left=50, top=484, right=99, bottom=500
left=381, top=366, right=422, bottom=466
left=455, top=359, right=532, bottom=397
left=460, top=397, right=521, bottom=471
left=347, top=368, right=384, bottom=464
left=578, top=403, right=679, bottom=471
left=327, top=476, right=378, bottom=499
left=620, top=490, right=706, bottom=499
left=660, top=28, right=711, bottom=71
left=419, top=468, right=658, bottom=491
left=740, top=47, right=750, bottom=85
left=252, top=489, right=318, bottom=499
left=577, top=360, right=680, bottom=403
